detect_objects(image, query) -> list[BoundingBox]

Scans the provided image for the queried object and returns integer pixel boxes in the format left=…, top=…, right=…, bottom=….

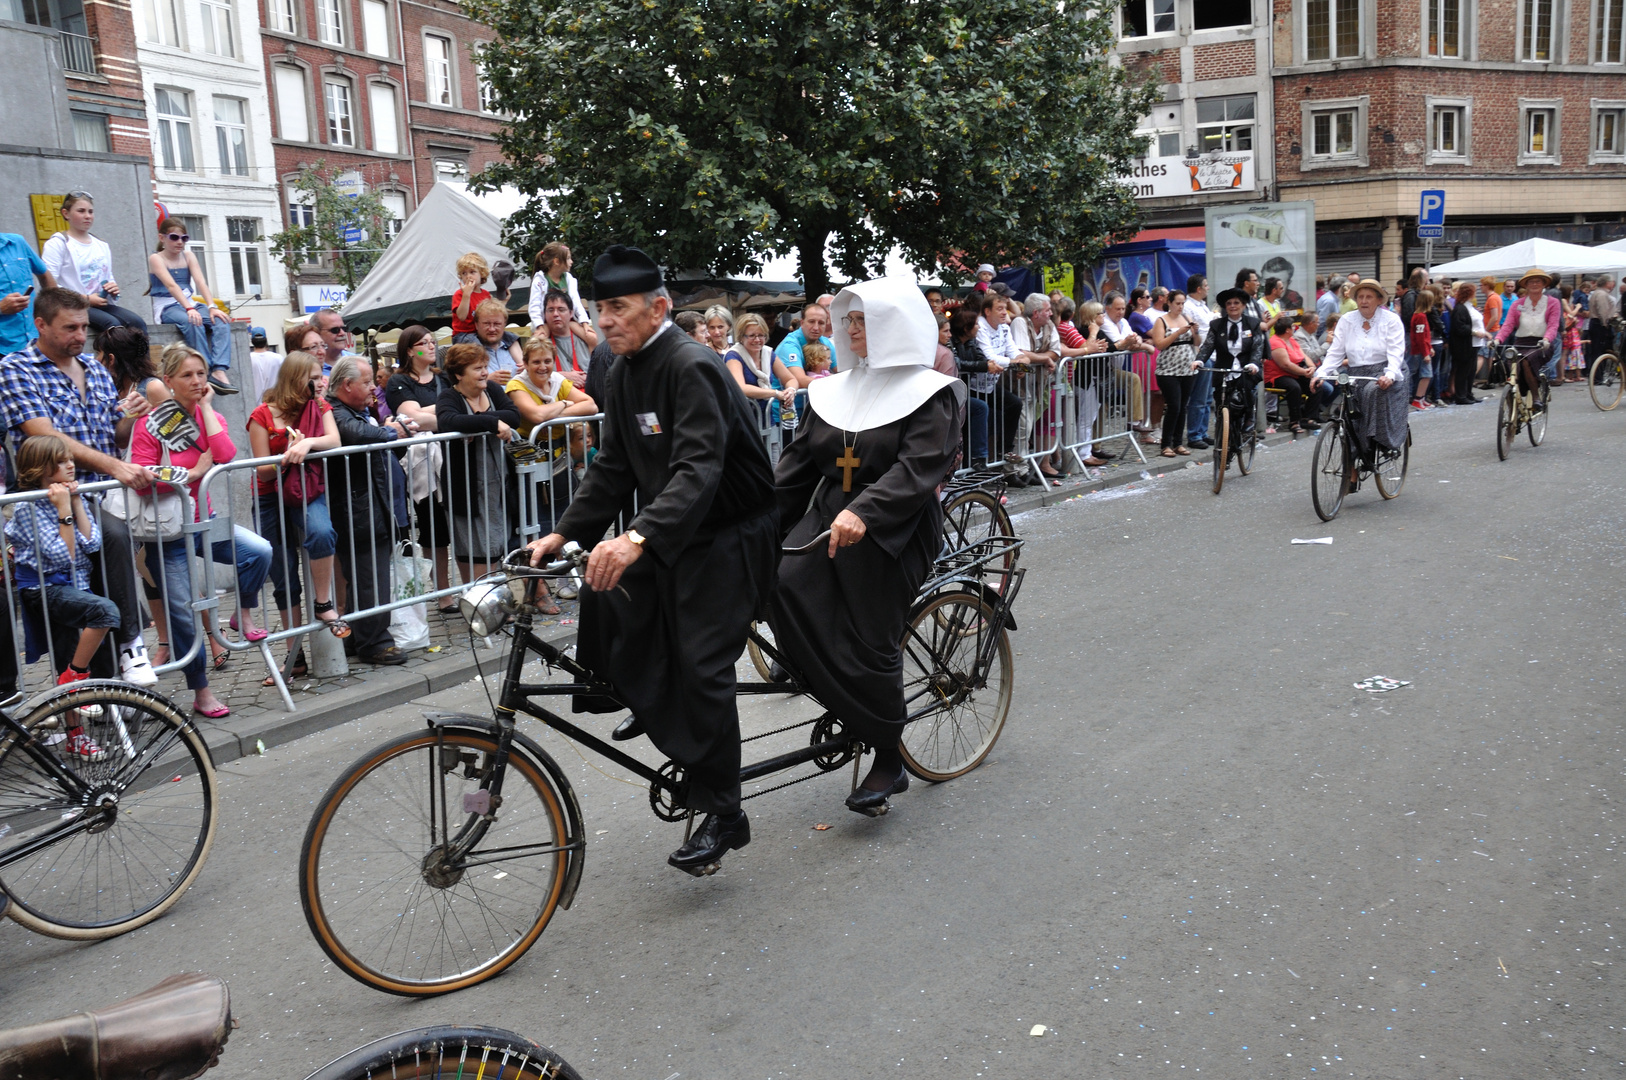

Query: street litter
left=255, top=738, right=266, bottom=755
left=1354, top=676, right=1410, bottom=693
left=1030, top=1025, right=1047, bottom=1037
left=813, top=823, right=832, bottom=831
left=1292, top=537, right=1334, bottom=545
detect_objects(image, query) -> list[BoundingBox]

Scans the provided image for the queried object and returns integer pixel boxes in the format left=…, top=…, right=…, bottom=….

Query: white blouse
left=1317, top=305, right=1406, bottom=382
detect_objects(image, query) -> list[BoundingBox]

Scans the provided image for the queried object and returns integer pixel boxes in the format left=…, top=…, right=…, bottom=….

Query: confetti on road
left=1291, top=537, right=1334, bottom=544
left=1354, top=676, right=1410, bottom=693
left=813, top=823, right=832, bottom=831
left=1030, top=1025, right=1047, bottom=1036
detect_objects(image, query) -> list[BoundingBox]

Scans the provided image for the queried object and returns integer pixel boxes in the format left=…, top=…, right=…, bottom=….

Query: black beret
left=592, top=244, right=663, bottom=300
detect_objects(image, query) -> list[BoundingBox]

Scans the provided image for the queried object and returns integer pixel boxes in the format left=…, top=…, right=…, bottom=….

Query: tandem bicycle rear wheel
left=899, top=591, right=1012, bottom=783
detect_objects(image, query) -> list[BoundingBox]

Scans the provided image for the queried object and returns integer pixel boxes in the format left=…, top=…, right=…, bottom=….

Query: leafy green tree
left=470, top=0, right=1155, bottom=296
left=267, top=161, right=398, bottom=297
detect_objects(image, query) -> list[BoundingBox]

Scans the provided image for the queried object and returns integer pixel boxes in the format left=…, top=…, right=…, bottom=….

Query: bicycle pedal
left=680, top=861, right=722, bottom=878
left=855, top=801, right=892, bottom=818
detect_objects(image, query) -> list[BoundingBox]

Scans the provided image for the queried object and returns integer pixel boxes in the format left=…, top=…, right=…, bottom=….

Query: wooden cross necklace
left=836, top=438, right=861, bottom=493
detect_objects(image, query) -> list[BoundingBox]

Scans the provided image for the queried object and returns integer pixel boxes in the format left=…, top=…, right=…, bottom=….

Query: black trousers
left=337, top=537, right=394, bottom=654
left=92, top=513, right=143, bottom=673
left=1158, top=374, right=1194, bottom=448
left=971, top=387, right=1022, bottom=458
left=87, top=303, right=148, bottom=335
left=1450, top=343, right=1479, bottom=402
left=1267, top=376, right=1309, bottom=424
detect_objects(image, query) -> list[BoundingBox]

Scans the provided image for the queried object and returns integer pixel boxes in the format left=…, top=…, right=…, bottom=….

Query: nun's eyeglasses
left=840, top=313, right=865, bottom=329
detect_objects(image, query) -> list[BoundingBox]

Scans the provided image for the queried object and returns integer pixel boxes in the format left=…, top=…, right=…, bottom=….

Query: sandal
left=313, top=600, right=351, bottom=639
left=229, top=614, right=269, bottom=643
left=263, top=649, right=308, bottom=687
left=152, top=640, right=170, bottom=667
left=212, top=650, right=231, bottom=672
left=1174, top=446, right=1191, bottom=456
left=1160, top=448, right=1177, bottom=458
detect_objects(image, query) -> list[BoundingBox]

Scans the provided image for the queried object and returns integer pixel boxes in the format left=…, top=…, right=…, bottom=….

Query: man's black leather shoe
left=845, top=767, right=909, bottom=817
left=668, top=811, right=750, bottom=874
left=611, top=714, right=645, bottom=741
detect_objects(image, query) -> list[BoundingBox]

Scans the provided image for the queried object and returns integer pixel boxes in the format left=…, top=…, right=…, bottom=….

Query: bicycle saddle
left=0, top=973, right=230, bottom=1080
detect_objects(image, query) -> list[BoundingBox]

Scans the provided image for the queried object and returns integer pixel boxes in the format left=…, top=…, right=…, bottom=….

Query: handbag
left=105, top=441, right=188, bottom=542
left=281, top=397, right=327, bottom=506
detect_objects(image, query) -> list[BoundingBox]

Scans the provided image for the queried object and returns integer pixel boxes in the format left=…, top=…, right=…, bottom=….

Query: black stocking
left=860, top=743, right=905, bottom=791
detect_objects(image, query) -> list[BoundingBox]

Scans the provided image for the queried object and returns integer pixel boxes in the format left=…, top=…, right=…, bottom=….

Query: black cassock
left=554, top=323, right=777, bottom=815
left=769, top=386, right=960, bottom=746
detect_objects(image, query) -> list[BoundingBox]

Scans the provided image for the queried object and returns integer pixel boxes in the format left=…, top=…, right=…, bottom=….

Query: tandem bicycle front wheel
left=302, top=1025, right=583, bottom=1080
left=1309, top=421, right=1348, bottom=521
left=300, top=727, right=573, bottom=996
left=899, top=591, right=1012, bottom=783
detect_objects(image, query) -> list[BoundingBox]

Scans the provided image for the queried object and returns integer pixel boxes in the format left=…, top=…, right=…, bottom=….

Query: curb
left=200, top=428, right=1310, bottom=765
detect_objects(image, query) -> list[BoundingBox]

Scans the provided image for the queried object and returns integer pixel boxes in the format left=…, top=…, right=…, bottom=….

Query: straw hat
left=1352, top=278, right=1387, bottom=301
left=1517, top=267, right=1554, bottom=290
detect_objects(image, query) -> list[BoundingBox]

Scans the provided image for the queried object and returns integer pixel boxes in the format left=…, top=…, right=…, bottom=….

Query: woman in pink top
left=1492, top=268, right=1562, bottom=405
left=130, top=344, right=273, bottom=718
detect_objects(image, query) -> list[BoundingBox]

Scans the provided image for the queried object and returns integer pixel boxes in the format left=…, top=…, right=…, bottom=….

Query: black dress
left=554, top=324, right=778, bottom=815
left=386, top=371, right=450, bottom=552
left=435, top=384, right=521, bottom=561
left=769, top=385, right=961, bottom=747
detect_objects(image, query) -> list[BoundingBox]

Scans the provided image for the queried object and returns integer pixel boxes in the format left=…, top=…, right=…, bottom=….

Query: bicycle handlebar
left=782, top=530, right=833, bottom=556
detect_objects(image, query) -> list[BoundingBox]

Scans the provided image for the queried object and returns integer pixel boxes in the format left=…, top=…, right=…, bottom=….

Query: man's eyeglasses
left=840, top=313, right=865, bottom=329
left=165, top=232, right=190, bottom=243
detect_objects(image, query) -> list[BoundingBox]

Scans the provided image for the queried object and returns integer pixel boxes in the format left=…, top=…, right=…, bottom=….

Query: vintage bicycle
left=298, top=530, right=1024, bottom=996
left=1494, top=342, right=1551, bottom=460
left=1586, top=316, right=1624, bottom=411
left=0, top=682, right=218, bottom=940
left=1207, top=366, right=1261, bottom=495
left=1309, top=372, right=1411, bottom=522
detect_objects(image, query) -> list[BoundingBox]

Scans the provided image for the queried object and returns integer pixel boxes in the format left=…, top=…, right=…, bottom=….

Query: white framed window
left=273, top=64, right=310, bottom=141
left=434, top=158, right=467, bottom=182
left=1305, top=0, right=1360, bottom=60
left=1194, top=0, right=1251, bottom=31
left=425, top=33, right=453, bottom=105
left=477, top=64, right=499, bottom=114
left=213, top=96, right=249, bottom=175
left=226, top=217, right=261, bottom=295
left=200, top=0, right=235, bottom=55
left=1598, top=0, right=1625, bottom=63
left=268, top=0, right=295, bottom=32
left=1520, top=0, right=1555, bottom=61
left=1300, top=96, right=1366, bottom=168
left=1592, top=100, right=1626, bottom=161
left=324, top=79, right=354, bottom=146
left=368, top=82, right=399, bottom=153
left=1519, top=99, right=1561, bottom=164
left=1196, top=95, right=1254, bottom=153
left=315, top=0, right=343, bottom=45
left=379, top=191, right=407, bottom=239
left=177, top=215, right=208, bottom=272
left=284, top=184, right=319, bottom=266
left=154, top=87, right=196, bottom=171
left=1426, top=0, right=1463, bottom=57
left=142, top=0, right=181, bottom=46
left=1426, top=97, right=1471, bottom=163
left=362, top=0, right=389, bottom=56
left=1138, top=102, right=1184, bottom=158
left=1120, top=0, right=1175, bottom=38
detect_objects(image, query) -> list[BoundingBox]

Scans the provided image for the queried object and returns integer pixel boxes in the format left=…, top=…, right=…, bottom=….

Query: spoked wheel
left=1236, top=423, right=1257, bottom=475
left=1374, top=430, right=1410, bottom=499
left=0, top=683, right=217, bottom=940
left=302, top=1025, right=583, bottom=1080
left=1588, top=353, right=1624, bottom=411
left=1496, top=387, right=1515, bottom=460
left=899, top=591, right=1012, bottom=782
left=1309, top=420, right=1348, bottom=522
left=745, top=621, right=777, bottom=682
left=300, top=728, right=572, bottom=996
left=1528, top=381, right=1550, bottom=445
left=1210, top=408, right=1230, bottom=494
left=940, top=488, right=1016, bottom=596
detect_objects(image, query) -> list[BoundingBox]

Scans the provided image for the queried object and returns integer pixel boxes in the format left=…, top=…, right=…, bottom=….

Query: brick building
left=0, top=0, right=153, bottom=157
left=259, top=0, right=504, bottom=309
left=1270, top=0, right=1626, bottom=284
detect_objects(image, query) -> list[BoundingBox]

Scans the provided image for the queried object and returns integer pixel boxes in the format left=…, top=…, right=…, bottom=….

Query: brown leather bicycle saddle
left=0, top=973, right=230, bottom=1080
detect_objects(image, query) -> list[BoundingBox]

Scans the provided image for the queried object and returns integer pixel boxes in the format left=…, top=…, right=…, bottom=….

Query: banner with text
left=1123, top=151, right=1256, bottom=200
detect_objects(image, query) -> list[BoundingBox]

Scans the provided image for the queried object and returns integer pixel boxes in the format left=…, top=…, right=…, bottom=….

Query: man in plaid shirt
left=0, top=288, right=157, bottom=685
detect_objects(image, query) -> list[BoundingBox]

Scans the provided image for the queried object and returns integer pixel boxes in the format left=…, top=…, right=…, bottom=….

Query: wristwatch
left=57, top=515, right=73, bottom=526
left=625, top=529, right=646, bottom=547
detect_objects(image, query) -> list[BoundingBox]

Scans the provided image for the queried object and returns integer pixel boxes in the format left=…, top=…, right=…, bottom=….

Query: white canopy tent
left=1427, top=237, right=1626, bottom=279
left=342, top=182, right=535, bottom=329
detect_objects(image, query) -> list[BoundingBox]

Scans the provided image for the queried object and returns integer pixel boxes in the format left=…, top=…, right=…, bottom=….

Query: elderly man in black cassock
left=528, top=245, right=777, bottom=875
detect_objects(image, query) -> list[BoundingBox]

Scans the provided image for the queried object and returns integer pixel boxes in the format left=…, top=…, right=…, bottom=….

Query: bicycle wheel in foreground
left=1210, top=408, right=1230, bottom=494
left=300, top=728, right=572, bottom=995
left=899, top=591, right=1012, bottom=783
left=1496, top=387, right=1515, bottom=460
left=1309, top=421, right=1347, bottom=522
left=1528, top=381, right=1550, bottom=446
left=0, top=683, right=217, bottom=940
left=302, top=1025, right=583, bottom=1080
left=1588, top=353, right=1623, bottom=411
left=1373, top=431, right=1410, bottom=500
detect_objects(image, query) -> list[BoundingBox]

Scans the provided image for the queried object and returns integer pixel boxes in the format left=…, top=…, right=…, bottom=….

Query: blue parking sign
left=1417, top=189, right=1445, bottom=239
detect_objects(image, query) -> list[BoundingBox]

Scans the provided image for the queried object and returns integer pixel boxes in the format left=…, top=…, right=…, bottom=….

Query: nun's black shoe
left=611, top=714, right=645, bottom=741
left=669, top=811, right=750, bottom=874
left=845, top=768, right=909, bottom=816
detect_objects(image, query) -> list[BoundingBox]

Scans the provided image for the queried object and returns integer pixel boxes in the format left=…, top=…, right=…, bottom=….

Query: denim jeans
left=87, top=303, right=147, bottom=335
left=1186, top=366, right=1213, bottom=443
left=256, top=491, right=338, bottom=611
left=965, top=397, right=989, bottom=464
left=143, top=524, right=272, bottom=690
left=159, top=304, right=233, bottom=372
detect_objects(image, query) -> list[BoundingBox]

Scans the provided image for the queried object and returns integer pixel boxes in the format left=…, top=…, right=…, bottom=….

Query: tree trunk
left=796, top=231, right=831, bottom=301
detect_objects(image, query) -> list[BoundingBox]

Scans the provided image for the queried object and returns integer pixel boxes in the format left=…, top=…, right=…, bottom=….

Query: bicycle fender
left=422, top=711, right=587, bottom=911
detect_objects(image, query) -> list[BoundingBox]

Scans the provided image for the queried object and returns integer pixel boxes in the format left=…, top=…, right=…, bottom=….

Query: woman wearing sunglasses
left=147, top=217, right=236, bottom=393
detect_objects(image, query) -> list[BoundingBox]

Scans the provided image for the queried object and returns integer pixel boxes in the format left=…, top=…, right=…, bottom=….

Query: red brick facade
left=1124, top=48, right=1183, bottom=85
left=1192, top=40, right=1255, bottom=81
left=65, top=0, right=151, bottom=162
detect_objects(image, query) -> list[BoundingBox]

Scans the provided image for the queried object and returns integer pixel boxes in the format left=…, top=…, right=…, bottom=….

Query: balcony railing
left=59, top=31, right=96, bottom=76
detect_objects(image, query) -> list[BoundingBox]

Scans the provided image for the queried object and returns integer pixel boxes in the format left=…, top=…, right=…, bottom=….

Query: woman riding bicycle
left=1310, top=279, right=1408, bottom=477
left=1492, top=267, right=1560, bottom=411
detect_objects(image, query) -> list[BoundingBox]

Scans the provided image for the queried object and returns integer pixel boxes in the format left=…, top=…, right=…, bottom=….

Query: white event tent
left=1427, top=237, right=1626, bottom=279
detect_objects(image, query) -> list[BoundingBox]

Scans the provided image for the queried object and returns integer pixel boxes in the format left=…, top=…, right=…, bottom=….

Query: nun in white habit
left=769, top=277, right=966, bottom=815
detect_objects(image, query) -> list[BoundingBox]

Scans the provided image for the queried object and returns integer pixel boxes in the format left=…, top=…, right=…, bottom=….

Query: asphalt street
left=1, top=382, right=1622, bottom=1079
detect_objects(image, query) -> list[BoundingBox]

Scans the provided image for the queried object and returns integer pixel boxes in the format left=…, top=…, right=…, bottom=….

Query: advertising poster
left=1204, top=201, right=1316, bottom=314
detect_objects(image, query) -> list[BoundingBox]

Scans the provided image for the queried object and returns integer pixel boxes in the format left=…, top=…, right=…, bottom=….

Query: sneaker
left=64, top=730, right=107, bottom=762
left=1410, top=399, right=1426, bottom=411
left=57, top=668, right=102, bottom=719
left=555, top=581, right=580, bottom=601
left=118, top=640, right=158, bottom=687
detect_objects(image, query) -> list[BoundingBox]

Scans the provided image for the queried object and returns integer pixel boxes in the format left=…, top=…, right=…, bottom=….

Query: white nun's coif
left=809, top=277, right=966, bottom=432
